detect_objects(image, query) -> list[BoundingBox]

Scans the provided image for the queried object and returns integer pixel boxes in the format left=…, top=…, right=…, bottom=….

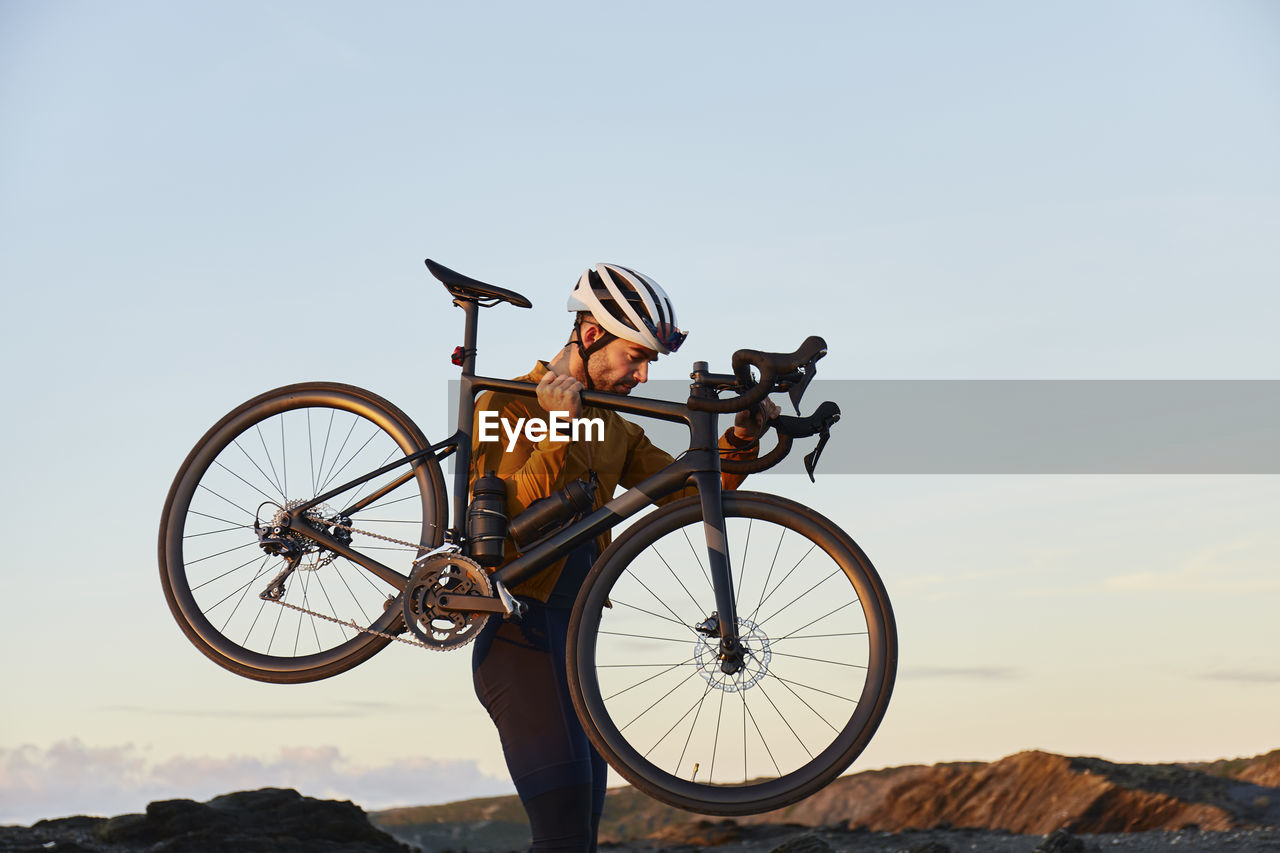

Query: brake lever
left=803, top=430, right=831, bottom=482
left=802, top=406, right=841, bottom=482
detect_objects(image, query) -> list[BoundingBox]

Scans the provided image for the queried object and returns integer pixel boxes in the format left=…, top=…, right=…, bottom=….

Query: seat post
left=451, top=297, right=481, bottom=538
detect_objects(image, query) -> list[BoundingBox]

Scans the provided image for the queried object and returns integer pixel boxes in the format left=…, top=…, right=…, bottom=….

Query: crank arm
left=435, top=593, right=513, bottom=614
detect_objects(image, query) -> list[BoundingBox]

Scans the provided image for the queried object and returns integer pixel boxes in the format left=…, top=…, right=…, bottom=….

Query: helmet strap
left=569, top=317, right=615, bottom=392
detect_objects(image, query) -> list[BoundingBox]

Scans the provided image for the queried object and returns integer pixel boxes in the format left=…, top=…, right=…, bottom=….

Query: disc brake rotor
left=695, top=618, right=771, bottom=692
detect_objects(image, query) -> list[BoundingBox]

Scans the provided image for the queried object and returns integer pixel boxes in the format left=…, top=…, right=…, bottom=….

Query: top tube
left=471, top=376, right=695, bottom=427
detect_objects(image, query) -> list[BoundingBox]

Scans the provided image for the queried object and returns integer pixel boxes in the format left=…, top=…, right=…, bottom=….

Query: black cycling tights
left=472, top=546, right=606, bottom=853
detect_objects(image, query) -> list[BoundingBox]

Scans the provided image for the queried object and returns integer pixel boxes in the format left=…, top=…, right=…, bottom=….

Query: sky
left=2, top=0, right=1278, bottom=826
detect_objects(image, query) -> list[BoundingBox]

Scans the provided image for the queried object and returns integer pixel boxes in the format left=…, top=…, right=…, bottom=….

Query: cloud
left=1103, top=538, right=1280, bottom=594
left=96, top=699, right=437, bottom=720
left=1199, top=669, right=1280, bottom=685
left=906, top=666, right=1021, bottom=680
left=0, top=739, right=512, bottom=826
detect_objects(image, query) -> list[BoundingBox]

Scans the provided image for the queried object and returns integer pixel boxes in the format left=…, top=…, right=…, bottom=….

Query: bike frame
left=288, top=296, right=744, bottom=653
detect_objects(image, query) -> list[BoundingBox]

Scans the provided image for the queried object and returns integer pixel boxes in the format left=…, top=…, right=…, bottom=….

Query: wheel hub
left=694, top=617, right=771, bottom=692
left=254, top=500, right=351, bottom=570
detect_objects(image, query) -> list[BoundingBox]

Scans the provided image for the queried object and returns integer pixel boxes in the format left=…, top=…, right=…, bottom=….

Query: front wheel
left=567, top=492, right=897, bottom=815
left=158, top=383, right=448, bottom=684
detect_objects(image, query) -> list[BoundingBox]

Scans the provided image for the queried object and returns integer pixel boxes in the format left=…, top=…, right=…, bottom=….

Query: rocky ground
left=4, top=750, right=1278, bottom=852
left=6, top=812, right=1279, bottom=853
left=600, top=823, right=1280, bottom=852
left=373, top=749, right=1280, bottom=852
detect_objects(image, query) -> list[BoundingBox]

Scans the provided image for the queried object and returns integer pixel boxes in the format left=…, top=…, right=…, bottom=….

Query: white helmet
left=567, top=263, right=687, bottom=355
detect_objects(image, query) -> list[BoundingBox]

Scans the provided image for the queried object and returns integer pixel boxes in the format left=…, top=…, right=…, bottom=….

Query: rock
left=1034, top=828, right=1086, bottom=853
left=768, top=832, right=834, bottom=853
left=3, top=788, right=410, bottom=852
left=895, top=841, right=952, bottom=853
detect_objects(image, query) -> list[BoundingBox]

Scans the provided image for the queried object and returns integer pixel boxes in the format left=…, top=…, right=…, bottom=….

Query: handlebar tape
left=687, top=336, right=828, bottom=414
left=721, top=433, right=793, bottom=475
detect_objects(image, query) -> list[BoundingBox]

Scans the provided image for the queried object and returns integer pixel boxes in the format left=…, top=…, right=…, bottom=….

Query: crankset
left=402, top=553, right=496, bottom=651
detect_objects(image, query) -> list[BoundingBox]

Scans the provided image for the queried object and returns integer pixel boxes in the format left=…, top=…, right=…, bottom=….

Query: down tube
left=492, top=461, right=695, bottom=589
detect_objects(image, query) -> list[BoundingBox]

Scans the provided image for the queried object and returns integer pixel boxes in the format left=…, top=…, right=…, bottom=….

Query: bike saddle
left=425, top=259, right=533, bottom=309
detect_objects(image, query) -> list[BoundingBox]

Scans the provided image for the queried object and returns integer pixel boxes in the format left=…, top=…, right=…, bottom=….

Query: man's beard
left=587, top=352, right=635, bottom=395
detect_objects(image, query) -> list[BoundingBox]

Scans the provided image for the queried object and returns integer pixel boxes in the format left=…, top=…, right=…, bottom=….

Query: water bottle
left=467, top=471, right=508, bottom=567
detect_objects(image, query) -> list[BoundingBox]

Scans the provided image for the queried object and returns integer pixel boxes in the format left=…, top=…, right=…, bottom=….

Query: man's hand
left=538, top=363, right=584, bottom=421
left=733, top=398, right=781, bottom=442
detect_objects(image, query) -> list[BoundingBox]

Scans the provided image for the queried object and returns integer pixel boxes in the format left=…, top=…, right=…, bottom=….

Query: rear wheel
left=567, top=492, right=896, bottom=815
left=158, top=383, right=447, bottom=683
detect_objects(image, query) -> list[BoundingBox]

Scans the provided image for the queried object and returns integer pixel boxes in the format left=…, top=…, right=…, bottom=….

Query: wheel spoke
left=186, top=539, right=260, bottom=567
left=190, top=552, right=271, bottom=592
left=238, top=435, right=285, bottom=500
left=680, top=526, right=714, bottom=595
left=196, top=482, right=260, bottom=520
left=766, top=671, right=858, bottom=706
left=759, top=567, right=843, bottom=626
left=212, top=459, right=284, bottom=510
left=216, top=557, right=272, bottom=631
left=315, top=408, right=337, bottom=495
left=748, top=526, right=787, bottom=625
left=184, top=524, right=251, bottom=539
left=646, top=679, right=714, bottom=763
left=252, top=425, right=284, bottom=498
left=319, top=420, right=380, bottom=494
left=743, top=691, right=782, bottom=777
left=318, top=416, right=359, bottom=494
left=620, top=666, right=703, bottom=732
left=709, top=685, right=726, bottom=782
left=187, top=508, right=253, bottom=528
left=604, top=653, right=700, bottom=703
left=649, top=541, right=704, bottom=615
left=599, top=630, right=690, bottom=643
left=754, top=678, right=813, bottom=758
left=773, top=599, right=859, bottom=642
left=767, top=649, right=867, bottom=669
left=676, top=680, right=716, bottom=778
left=609, top=598, right=694, bottom=632
left=750, top=543, right=816, bottom=624
left=774, top=631, right=868, bottom=641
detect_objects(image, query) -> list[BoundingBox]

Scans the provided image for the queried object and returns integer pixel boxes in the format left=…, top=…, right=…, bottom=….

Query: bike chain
left=265, top=512, right=452, bottom=653
left=270, top=598, right=443, bottom=651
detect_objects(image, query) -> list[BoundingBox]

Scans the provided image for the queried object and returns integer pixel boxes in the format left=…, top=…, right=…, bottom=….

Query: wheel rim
left=165, top=391, right=439, bottom=672
left=575, top=496, right=892, bottom=812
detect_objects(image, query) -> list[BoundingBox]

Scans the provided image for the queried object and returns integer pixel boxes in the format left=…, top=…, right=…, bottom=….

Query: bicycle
left=158, top=259, right=898, bottom=816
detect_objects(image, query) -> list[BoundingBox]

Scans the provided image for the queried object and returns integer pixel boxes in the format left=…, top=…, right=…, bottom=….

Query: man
left=469, top=263, right=778, bottom=852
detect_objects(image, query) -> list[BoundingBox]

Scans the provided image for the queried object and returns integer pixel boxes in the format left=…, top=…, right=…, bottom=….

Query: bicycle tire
left=158, top=382, right=448, bottom=684
left=567, top=492, right=896, bottom=815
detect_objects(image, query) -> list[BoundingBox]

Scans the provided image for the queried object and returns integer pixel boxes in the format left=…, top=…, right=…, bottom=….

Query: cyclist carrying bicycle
left=469, top=263, right=780, bottom=852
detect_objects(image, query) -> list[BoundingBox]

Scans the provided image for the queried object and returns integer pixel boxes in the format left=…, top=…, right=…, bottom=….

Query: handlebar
left=687, top=336, right=828, bottom=414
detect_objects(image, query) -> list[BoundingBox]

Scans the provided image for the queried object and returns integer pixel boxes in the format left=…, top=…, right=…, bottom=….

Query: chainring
left=402, top=553, right=493, bottom=651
